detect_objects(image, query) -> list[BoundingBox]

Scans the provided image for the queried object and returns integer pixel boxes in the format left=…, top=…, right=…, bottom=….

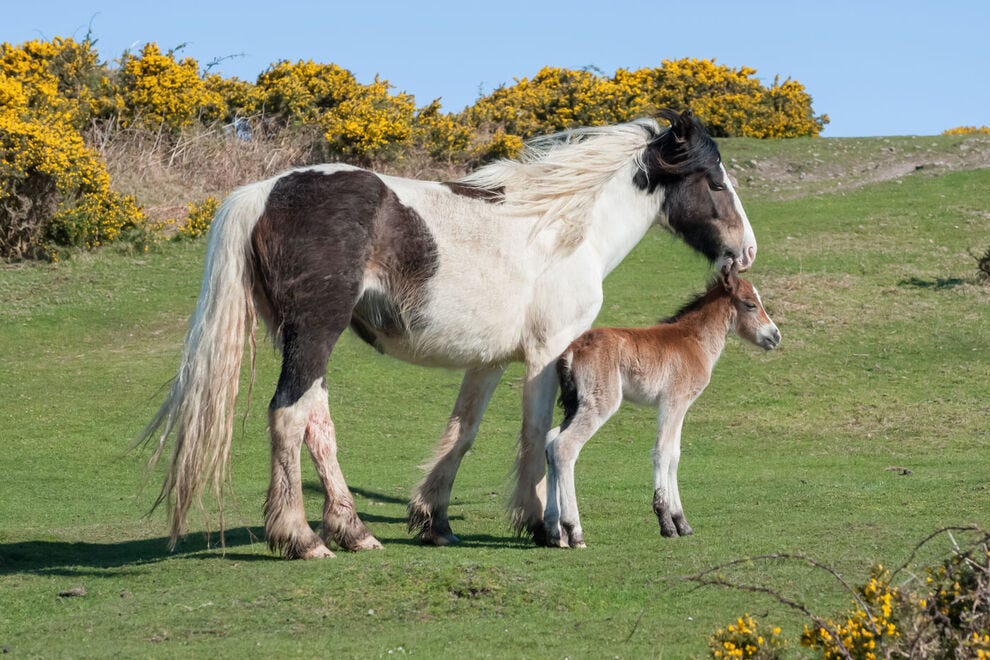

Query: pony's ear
left=658, top=108, right=695, bottom=140
left=719, top=261, right=739, bottom=294
left=673, top=109, right=695, bottom=140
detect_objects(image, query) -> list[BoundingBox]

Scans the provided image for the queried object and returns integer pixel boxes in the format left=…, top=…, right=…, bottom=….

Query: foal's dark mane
left=659, top=273, right=727, bottom=325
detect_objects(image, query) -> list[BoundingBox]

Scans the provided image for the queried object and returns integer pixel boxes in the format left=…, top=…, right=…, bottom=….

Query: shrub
left=113, top=43, right=223, bottom=131
left=800, top=565, right=901, bottom=659
left=254, top=60, right=417, bottom=164
left=703, top=528, right=990, bottom=660
left=0, top=42, right=142, bottom=259
left=708, top=613, right=785, bottom=659
left=943, top=126, right=990, bottom=135
left=461, top=59, right=828, bottom=151
left=176, top=196, right=220, bottom=239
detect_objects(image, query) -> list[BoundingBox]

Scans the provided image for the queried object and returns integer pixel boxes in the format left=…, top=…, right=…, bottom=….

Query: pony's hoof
left=301, top=543, right=336, bottom=559
left=418, top=530, right=460, bottom=546
left=350, top=535, right=384, bottom=551
left=528, top=523, right=549, bottom=547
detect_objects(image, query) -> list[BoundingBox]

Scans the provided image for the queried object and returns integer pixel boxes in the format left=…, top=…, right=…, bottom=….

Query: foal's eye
left=744, top=301, right=758, bottom=310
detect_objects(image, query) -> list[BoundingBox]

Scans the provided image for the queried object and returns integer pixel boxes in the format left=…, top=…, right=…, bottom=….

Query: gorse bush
left=462, top=59, right=829, bottom=152
left=112, top=42, right=224, bottom=131
left=708, top=613, right=785, bottom=659
left=943, top=125, right=990, bottom=135
left=0, top=38, right=142, bottom=259
left=705, top=528, right=990, bottom=660
left=2, top=36, right=829, bottom=259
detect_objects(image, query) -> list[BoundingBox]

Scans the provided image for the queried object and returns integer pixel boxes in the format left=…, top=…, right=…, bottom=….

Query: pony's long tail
left=138, top=180, right=273, bottom=548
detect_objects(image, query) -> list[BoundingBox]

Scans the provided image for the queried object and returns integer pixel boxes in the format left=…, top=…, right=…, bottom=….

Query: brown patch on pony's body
left=251, top=168, right=439, bottom=407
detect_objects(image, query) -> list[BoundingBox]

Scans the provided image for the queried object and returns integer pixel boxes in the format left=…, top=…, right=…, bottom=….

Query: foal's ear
left=719, top=261, right=739, bottom=293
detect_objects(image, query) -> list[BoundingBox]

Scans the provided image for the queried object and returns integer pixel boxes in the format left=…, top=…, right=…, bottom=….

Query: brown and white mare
left=543, top=264, right=780, bottom=548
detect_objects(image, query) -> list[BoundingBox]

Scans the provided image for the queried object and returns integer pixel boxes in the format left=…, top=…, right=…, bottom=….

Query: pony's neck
left=584, top=164, right=662, bottom=276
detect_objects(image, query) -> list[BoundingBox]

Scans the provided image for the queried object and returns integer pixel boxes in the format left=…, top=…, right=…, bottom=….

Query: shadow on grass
left=898, top=276, right=967, bottom=289
left=1, top=486, right=533, bottom=575
left=0, top=526, right=270, bottom=577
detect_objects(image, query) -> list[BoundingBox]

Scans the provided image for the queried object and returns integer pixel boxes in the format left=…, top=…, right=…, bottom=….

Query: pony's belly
left=368, top=329, right=522, bottom=369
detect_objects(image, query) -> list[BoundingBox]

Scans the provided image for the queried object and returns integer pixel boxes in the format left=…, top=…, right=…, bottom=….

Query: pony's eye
left=708, top=180, right=726, bottom=192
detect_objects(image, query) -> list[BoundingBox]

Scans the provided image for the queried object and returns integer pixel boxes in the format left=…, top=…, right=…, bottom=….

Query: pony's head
left=636, top=109, right=757, bottom=271
left=718, top=263, right=780, bottom=350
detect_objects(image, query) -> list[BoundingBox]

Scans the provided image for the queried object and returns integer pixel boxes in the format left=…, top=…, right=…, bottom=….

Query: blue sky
left=5, top=0, right=989, bottom=137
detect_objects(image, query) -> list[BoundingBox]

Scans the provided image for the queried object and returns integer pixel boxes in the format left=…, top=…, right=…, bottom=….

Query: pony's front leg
left=510, top=359, right=558, bottom=545
left=409, top=365, right=505, bottom=545
left=652, top=403, right=692, bottom=538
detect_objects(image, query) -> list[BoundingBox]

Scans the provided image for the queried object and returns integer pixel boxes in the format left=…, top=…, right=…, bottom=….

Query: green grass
left=1, top=150, right=988, bottom=657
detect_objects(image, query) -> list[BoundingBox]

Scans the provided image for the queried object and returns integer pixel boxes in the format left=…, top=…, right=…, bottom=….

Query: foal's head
left=636, top=109, right=758, bottom=271
left=719, top=264, right=780, bottom=350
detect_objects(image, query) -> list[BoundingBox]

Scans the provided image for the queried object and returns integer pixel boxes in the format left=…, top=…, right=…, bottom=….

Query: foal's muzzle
left=759, top=326, right=781, bottom=351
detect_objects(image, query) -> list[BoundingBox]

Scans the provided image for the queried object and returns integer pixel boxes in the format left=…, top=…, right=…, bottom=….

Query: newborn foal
left=544, top=264, right=780, bottom=548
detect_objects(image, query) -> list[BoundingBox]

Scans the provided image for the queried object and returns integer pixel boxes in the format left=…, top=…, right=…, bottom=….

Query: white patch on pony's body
left=369, top=143, right=661, bottom=369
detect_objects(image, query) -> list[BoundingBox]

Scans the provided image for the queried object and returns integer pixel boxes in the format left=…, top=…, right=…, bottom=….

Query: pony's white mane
left=458, top=118, right=660, bottom=255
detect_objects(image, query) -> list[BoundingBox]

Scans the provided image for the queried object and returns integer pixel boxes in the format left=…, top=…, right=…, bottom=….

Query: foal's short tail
left=556, top=350, right=579, bottom=427
left=138, top=180, right=274, bottom=548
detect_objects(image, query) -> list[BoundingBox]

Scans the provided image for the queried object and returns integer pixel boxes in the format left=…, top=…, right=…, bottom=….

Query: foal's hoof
left=301, top=543, right=336, bottom=559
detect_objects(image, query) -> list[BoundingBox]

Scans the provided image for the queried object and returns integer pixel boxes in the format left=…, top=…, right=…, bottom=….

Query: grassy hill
left=0, top=136, right=988, bottom=657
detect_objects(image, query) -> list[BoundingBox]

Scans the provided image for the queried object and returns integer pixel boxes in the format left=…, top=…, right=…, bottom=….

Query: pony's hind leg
left=409, top=366, right=505, bottom=545
left=267, top=341, right=381, bottom=557
left=266, top=378, right=335, bottom=559
left=303, top=386, right=382, bottom=551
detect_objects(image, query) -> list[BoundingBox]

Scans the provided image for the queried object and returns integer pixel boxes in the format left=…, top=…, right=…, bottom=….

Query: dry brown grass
left=91, top=121, right=470, bottom=227
left=88, top=120, right=322, bottom=225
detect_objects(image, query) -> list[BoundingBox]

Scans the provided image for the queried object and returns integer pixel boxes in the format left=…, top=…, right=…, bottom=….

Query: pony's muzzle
left=738, top=244, right=757, bottom=271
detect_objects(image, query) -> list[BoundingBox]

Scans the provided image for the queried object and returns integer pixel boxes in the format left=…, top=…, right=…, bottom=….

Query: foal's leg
left=408, top=365, right=505, bottom=545
left=652, top=402, right=693, bottom=537
left=545, top=386, right=619, bottom=548
left=510, top=358, right=561, bottom=545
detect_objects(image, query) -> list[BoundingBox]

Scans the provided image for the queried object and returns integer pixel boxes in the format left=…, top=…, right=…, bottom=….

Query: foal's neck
left=671, top=292, right=736, bottom=364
